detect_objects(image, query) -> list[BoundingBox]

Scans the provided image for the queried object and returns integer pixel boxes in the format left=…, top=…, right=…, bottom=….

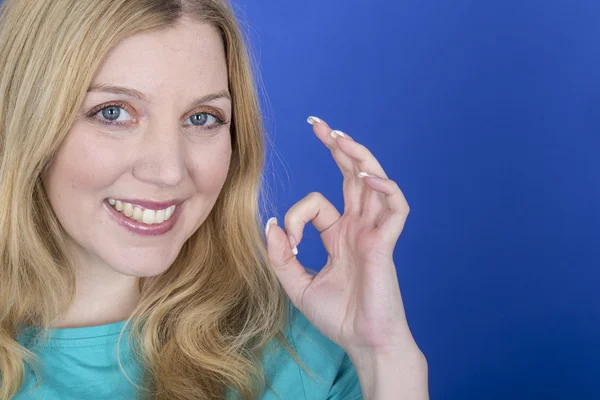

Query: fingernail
left=307, top=116, right=323, bottom=125
left=358, top=171, right=372, bottom=178
left=289, top=235, right=299, bottom=255
left=331, top=130, right=346, bottom=139
left=265, top=217, right=277, bottom=237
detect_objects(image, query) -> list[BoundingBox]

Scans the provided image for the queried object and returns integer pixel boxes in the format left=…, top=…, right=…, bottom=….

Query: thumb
left=265, top=217, right=313, bottom=310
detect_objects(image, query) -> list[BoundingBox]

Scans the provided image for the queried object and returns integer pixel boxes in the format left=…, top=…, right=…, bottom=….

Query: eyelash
left=86, top=102, right=228, bottom=131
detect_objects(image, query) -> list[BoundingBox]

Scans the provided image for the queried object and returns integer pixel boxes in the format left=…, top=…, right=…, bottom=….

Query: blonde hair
left=0, top=0, right=297, bottom=398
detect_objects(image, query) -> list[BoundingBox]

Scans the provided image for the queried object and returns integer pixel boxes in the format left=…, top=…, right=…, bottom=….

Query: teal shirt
left=15, top=306, right=363, bottom=399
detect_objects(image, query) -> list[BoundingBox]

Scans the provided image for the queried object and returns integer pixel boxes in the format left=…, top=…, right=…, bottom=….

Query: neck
left=53, top=251, right=141, bottom=329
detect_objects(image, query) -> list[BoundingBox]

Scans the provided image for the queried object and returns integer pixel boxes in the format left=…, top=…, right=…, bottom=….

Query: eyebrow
left=87, top=83, right=231, bottom=105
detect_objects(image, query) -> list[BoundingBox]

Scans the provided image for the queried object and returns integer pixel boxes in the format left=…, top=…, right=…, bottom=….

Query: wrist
left=347, top=346, right=429, bottom=400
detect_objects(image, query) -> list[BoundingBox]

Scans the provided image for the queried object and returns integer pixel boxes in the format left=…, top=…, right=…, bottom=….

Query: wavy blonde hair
left=0, top=0, right=298, bottom=398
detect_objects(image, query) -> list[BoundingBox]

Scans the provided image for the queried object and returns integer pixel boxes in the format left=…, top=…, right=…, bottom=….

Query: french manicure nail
left=307, top=116, right=323, bottom=125
left=289, top=235, right=299, bottom=255
left=331, top=130, right=346, bottom=138
left=265, top=217, right=277, bottom=237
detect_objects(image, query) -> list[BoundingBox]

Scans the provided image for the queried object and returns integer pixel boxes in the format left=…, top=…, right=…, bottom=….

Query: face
left=43, top=19, right=232, bottom=277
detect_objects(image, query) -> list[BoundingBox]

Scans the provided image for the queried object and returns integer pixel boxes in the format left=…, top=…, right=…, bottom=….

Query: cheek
left=188, top=138, right=232, bottom=192
left=44, top=127, right=127, bottom=204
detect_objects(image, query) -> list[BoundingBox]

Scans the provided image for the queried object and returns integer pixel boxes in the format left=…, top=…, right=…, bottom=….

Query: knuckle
left=306, top=191, right=323, bottom=201
left=357, top=142, right=372, bottom=157
left=390, top=181, right=409, bottom=214
left=398, top=203, right=410, bottom=216
left=284, top=208, right=296, bottom=226
left=284, top=192, right=324, bottom=227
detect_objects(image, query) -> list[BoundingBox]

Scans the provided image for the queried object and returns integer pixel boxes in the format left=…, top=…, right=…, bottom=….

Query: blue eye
left=88, top=103, right=134, bottom=127
left=88, top=103, right=226, bottom=131
left=184, top=112, right=223, bottom=128
left=100, top=105, right=131, bottom=123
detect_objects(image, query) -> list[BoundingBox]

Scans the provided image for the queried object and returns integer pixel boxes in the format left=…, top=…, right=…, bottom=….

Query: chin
left=106, top=248, right=182, bottom=278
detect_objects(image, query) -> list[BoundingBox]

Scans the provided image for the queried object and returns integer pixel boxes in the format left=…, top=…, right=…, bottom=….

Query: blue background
left=2, top=0, right=598, bottom=398
left=233, top=0, right=600, bottom=399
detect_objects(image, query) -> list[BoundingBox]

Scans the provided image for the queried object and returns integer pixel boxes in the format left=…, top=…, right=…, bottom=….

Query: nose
left=132, top=123, right=187, bottom=188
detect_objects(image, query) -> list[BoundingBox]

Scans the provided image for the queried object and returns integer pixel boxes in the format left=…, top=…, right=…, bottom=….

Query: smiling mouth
left=107, top=198, right=176, bottom=225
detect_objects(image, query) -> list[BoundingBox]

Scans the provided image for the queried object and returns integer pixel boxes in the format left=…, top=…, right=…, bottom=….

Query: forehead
left=90, top=20, right=228, bottom=100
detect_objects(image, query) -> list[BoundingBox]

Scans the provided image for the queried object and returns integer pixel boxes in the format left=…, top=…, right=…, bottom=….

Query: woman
left=0, top=0, right=429, bottom=399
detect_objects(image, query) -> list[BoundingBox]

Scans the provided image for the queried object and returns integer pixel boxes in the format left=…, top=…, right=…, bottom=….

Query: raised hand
left=264, top=116, right=423, bottom=363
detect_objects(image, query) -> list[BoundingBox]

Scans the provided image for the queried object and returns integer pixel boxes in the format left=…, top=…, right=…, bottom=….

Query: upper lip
left=107, top=198, right=184, bottom=210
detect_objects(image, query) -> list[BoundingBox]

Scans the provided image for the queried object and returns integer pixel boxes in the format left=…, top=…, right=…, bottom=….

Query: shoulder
left=260, top=302, right=363, bottom=400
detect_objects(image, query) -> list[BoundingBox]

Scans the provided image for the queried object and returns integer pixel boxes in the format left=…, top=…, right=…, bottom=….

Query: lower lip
left=104, top=200, right=184, bottom=236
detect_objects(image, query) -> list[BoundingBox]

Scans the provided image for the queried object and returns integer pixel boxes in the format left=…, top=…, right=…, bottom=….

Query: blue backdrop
left=234, top=0, right=600, bottom=399
left=2, top=0, right=598, bottom=398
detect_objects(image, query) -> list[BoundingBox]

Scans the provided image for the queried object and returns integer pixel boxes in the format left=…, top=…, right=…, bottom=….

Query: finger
left=333, top=135, right=390, bottom=218
left=308, top=116, right=364, bottom=214
left=284, top=192, right=342, bottom=254
left=332, top=131, right=390, bottom=217
left=361, top=174, right=410, bottom=241
left=335, top=135, right=389, bottom=180
left=265, top=217, right=313, bottom=312
left=307, top=116, right=356, bottom=178
left=360, top=178, right=388, bottom=223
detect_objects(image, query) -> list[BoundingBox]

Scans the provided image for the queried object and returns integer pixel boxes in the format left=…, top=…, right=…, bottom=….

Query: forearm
left=348, top=348, right=429, bottom=400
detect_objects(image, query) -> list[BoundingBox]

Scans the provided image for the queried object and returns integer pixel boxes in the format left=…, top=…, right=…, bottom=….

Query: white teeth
left=108, top=199, right=176, bottom=225
left=132, top=207, right=143, bottom=221
left=165, top=205, right=175, bottom=220
left=155, top=209, right=165, bottom=224
left=123, top=202, right=134, bottom=217
left=142, top=209, right=156, bottom=224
